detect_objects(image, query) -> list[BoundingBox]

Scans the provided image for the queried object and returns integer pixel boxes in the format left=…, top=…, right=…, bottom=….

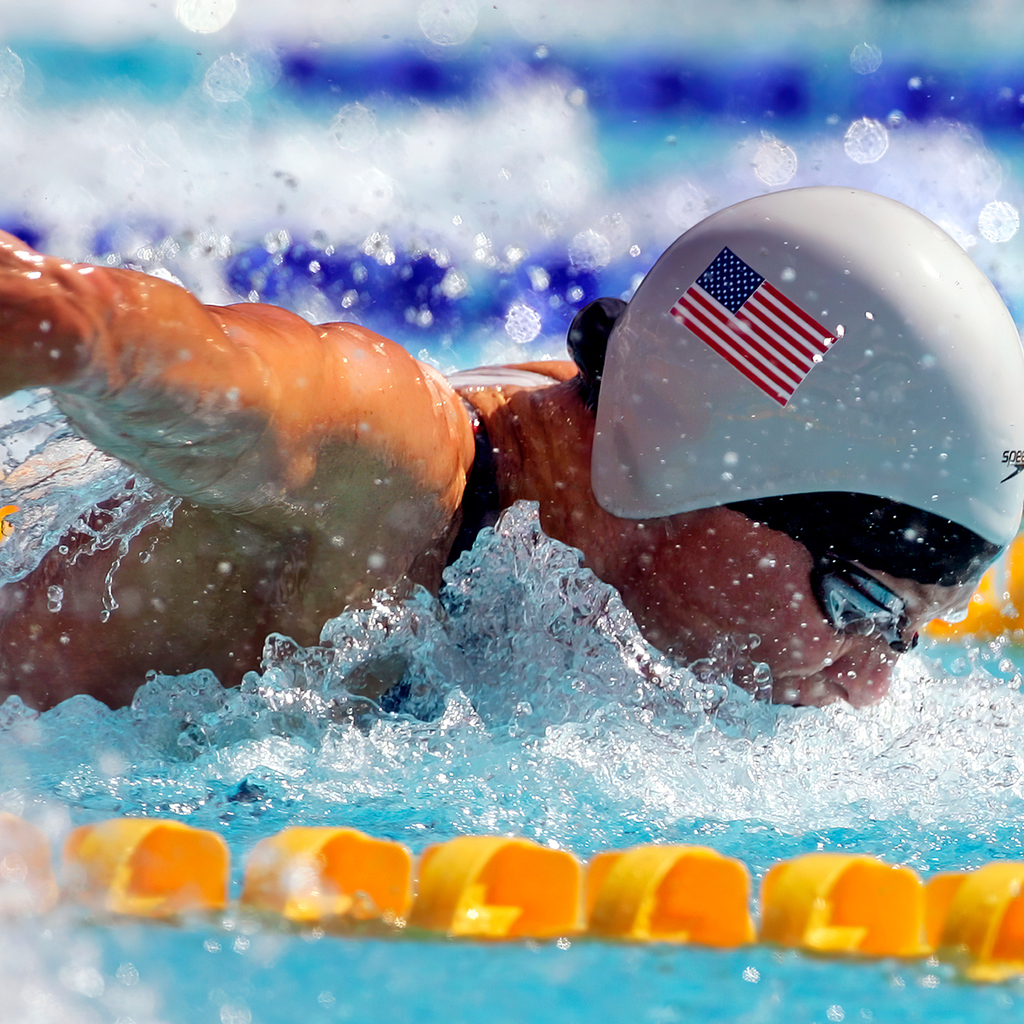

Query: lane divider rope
left=2, top=813, right=1022, bottom=980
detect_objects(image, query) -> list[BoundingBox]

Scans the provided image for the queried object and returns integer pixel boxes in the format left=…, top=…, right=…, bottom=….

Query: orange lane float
left=586, top=845, right=755, bottom=946
left=63, top=818, right=229, bottom=918
left=408, top=835, right=582, bottom=938
left=926, top=532, right=1024, bottom=642
left=10, top=813, right=1024, bottom=981
left=240, top=827, right=413, bottom=924
left=759, top=853, right=929, bottom=957
left=928, top=862, right=1024, bottom=981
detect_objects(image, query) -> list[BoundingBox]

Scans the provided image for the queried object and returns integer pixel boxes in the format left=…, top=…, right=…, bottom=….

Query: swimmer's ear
left=567, top=297, right=626, bottom=412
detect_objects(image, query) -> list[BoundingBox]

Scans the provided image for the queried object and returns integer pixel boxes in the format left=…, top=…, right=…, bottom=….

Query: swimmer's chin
left=771, top=667, right=892, bottom=709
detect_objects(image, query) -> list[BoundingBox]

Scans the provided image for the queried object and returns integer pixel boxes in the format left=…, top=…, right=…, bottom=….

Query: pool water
left=4, top=2, right=1024, bottom=1021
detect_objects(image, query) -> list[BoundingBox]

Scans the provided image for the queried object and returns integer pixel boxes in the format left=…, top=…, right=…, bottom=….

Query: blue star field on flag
left=695, top=248, right=765, bottom=314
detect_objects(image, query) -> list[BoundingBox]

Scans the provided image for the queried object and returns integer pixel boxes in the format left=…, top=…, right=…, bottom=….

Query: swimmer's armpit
left=0, top=233, right=474, bottom=526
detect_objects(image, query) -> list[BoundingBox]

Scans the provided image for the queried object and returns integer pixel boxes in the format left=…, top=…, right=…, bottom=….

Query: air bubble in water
left=439, top=267, right=469, bottom=300
left=331, top=103, right=378, bottom=151
left=849, top=43, right=882, bottom=75
left=504, top=302, right=542, bottom=344
left=219, top=1002, right=251, bottom=1024
left=175, top=0, right=236, bottom=34
left=418, top=0, right=478, bottom=46
left=116, top=962, right=139, bottom=986
left=844, top=118, right=889, bottom=164
left=203, top=54, right=251, bottom=103
left=568, top=230, right=611, bottom=270
left=752, top=136, right=797, bottom=187
left=941, top=606, right=970, bottom=625
left=978, top=200, right=1019, bottom=242
left=46, top=586, right=63, bottom=613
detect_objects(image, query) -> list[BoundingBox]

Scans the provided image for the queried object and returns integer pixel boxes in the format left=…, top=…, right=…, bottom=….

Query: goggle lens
left=811, top=556, right=916, bottom=652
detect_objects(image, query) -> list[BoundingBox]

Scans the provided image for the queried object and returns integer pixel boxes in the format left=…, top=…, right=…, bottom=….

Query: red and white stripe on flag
left=670, top=276, right=836, bottom=406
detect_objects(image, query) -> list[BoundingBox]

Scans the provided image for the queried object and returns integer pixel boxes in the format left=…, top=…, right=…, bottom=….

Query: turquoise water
left=11, top=920, right=1024, bottom=1024
left=4, top=2, right=1024, bottom=1021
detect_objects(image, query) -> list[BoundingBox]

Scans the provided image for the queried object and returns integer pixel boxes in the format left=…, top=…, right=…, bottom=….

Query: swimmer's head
left=579, top=186, right=1024, bottom=552
left=567, top=187, right=1024, bottom=699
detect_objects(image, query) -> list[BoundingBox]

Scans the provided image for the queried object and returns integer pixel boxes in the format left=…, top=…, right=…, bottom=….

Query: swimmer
left=0, top=187, right=1020, bottom=711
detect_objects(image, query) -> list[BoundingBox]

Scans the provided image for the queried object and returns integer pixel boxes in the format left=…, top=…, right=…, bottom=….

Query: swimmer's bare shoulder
left=0, top=232, right=477, bottom=708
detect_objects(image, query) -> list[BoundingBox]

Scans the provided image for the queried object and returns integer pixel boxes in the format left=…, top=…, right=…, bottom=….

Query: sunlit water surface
left=4, top=2, right=1024, bottom=1021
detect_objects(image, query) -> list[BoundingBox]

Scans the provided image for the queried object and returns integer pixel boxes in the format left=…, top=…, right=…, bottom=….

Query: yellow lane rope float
left=927, top=532, right=1024, bottom=642
left=4, top=812, right=1024, bottom=980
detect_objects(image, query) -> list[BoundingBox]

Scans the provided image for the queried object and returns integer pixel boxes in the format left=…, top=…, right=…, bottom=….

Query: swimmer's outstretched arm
left=0, top=231, right=475, bottom=535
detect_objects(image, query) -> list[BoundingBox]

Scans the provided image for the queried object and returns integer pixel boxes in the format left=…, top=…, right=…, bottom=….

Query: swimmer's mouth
left=729, top=657, right=852, bottom=707
left=775, top=654, right=900, bottom=708
left=773, top=673, right=850, bottom=707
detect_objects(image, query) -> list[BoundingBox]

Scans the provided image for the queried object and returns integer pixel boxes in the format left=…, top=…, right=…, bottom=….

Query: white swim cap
left=591, top=186, right=1024, bottom=549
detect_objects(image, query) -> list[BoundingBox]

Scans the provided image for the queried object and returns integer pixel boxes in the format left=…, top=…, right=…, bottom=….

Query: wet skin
left=0, top=232, right=979, bottom=710
left=0, top=233, right=474, bottom=708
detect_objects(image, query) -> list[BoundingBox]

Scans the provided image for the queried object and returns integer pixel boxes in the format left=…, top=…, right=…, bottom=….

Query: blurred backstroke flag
left=670, top=247, right=836, bottom=406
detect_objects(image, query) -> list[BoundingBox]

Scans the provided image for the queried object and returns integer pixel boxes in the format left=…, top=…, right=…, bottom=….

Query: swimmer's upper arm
left=0, top=231, right=475, bottom=532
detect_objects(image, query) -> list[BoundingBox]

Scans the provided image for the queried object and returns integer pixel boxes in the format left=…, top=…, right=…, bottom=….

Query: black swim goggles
left=810, top=554, right=917, bottom=653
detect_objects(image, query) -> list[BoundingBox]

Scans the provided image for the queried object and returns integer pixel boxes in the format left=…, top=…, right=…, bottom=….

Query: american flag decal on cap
left=670, top=247, right=837, bottom=406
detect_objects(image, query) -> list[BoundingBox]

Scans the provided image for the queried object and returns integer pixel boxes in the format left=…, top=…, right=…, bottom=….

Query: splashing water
left=3, top=490, right=1024, bottom=875
left=0, top=392, right=179, bottom=587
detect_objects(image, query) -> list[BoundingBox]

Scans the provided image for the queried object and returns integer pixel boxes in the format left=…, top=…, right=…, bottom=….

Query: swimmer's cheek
left=0, top=584, right=26, bottom=615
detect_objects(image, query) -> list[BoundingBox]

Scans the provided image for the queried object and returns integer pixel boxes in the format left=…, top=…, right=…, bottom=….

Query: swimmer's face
left=607, top=506, right=977, bottom=708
